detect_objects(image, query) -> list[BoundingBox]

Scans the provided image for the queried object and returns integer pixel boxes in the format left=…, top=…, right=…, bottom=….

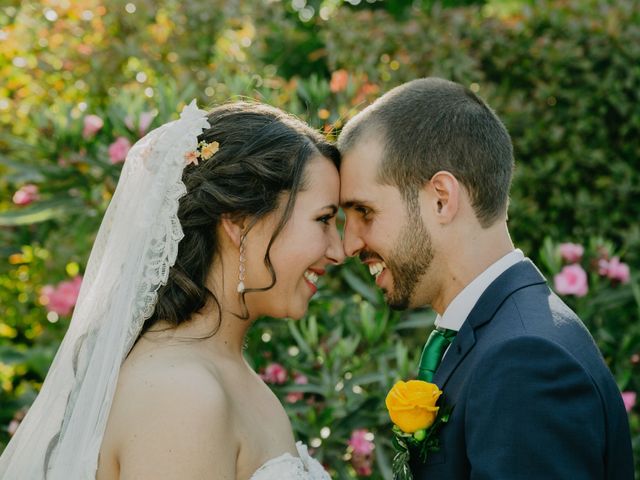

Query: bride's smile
left=237, top=155, right=343, bottom=321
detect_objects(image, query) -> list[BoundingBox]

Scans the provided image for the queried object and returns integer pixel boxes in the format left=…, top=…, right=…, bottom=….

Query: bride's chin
left=287, top=302, right=310, bottom=321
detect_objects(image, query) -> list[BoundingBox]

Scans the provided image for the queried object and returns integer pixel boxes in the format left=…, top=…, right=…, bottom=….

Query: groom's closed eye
left=350, top=205, right=373, bottom=220
left=342, top=200, right=374, bottom=216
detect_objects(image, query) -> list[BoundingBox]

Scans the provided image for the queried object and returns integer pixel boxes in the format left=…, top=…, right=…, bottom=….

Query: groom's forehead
left=339, top=141, right=388, bottom=205
left=340, top=135, right=385, bottom=173
left=339, top=149, right=379, bottom=195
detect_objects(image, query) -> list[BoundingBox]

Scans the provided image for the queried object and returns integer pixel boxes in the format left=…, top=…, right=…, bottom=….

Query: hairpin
left=184, top=140, right=220, bottom=166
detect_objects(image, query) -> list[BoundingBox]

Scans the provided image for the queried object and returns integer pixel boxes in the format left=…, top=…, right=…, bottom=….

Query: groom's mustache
left=359, top=250, right=384, bottom=263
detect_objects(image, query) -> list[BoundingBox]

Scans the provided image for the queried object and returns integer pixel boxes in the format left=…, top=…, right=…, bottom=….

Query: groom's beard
left=385, top=212, right=434, bottom=310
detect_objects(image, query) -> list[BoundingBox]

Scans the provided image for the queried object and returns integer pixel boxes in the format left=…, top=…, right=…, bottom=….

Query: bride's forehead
left=301, top=156, right=340, bottom=186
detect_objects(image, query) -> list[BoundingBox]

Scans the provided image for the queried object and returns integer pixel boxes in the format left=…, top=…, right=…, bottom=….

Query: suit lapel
left=433, top=259, right=547, bottom=390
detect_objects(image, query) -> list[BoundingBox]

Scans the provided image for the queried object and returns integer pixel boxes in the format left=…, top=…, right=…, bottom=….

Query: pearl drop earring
left=237, top=234, right=246, bottom=293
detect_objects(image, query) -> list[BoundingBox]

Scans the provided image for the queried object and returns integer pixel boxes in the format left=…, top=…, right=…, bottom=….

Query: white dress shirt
left=435, top=249, right=525, bottom=332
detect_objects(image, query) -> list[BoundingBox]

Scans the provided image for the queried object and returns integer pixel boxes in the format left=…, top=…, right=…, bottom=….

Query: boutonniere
left=385, top=380, right=451, bottom=480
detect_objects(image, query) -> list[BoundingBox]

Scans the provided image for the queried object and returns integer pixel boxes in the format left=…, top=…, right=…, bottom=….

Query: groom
left=338, top=78, right=633, bottom=478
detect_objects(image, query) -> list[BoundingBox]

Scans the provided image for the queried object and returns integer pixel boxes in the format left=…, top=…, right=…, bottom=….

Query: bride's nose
left=327, top=226, right=346, bottom=265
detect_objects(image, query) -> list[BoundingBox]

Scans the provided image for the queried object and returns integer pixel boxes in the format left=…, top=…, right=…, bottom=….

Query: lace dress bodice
left=249, top=442, right=330, bottom=480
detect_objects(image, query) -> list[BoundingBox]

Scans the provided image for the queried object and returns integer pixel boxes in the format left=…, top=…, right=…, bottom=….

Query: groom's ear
left=220, top=214, right=247, bottom=249
left=427, top=171, right=459, bottom=224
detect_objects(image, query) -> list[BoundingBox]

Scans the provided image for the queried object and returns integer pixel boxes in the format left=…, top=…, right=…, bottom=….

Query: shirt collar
left=435, top=249, right=525, bottom=332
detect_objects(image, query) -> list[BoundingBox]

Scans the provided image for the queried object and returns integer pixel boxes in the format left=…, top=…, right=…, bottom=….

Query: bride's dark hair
left=143, top=102, right=339, bottom=333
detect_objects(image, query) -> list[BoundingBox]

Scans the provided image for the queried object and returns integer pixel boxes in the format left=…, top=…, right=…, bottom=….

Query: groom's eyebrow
left=341, top=199, right=367, bottom=209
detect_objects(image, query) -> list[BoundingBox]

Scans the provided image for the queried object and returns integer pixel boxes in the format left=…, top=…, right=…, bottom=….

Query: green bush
left=322, top=0, right=640, bottom=265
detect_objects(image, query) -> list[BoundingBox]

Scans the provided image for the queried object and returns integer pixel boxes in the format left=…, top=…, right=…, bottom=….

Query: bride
left=0, top=101, right=344, bottom=479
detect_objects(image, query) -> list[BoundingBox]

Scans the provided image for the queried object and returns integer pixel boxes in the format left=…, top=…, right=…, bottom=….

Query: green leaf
left=395, top=310, right=436, bottom=331
left=0, top=199, right=83, bottom=226
left=0, top=346, right=27, bottom=364
left=341, top=268, right=380, bottom=306
left=286, top=320, right=314, bottom=358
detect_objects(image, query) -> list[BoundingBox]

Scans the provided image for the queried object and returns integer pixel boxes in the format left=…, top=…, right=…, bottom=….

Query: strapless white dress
left=249, top=442, right=330, bottom=480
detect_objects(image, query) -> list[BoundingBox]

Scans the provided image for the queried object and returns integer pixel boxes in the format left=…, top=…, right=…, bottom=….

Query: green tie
left=418, top=327, right=457, bottom=382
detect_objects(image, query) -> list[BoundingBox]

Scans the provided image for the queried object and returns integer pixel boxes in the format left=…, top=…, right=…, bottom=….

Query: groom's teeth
left=304, top=270, right=319, bottom=285
left=368, top=262, right=386, bottom=278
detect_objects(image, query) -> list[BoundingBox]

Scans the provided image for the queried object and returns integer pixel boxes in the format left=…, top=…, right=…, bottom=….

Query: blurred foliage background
left=1, top=0, right=639, bottom=478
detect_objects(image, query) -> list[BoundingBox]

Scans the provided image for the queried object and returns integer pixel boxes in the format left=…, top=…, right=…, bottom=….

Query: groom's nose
left=342, top=217, right=365, bottom=257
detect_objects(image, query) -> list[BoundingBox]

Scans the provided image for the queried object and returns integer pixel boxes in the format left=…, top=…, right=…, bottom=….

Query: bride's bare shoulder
left=120, top=337, right=220, bottom=383
left=110, top=339, right=230, bottom=426
left=102, top=342, right=237, bottom=478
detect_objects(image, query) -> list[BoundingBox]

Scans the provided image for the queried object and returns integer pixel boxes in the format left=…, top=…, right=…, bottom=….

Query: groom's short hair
left=338, top=77, right=514, bottom=228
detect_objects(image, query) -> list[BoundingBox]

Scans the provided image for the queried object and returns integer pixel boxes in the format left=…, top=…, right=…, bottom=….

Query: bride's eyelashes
left=316, top=213, right=336, bottom=225
left=316, top=204, right=338, bottom=225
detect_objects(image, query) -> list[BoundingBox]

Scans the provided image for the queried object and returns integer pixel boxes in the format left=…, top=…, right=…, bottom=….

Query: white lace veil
left=0, top=100, right=210, bottom=479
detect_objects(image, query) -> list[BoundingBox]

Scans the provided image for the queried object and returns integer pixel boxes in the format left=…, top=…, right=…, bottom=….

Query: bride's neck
left=198, top=264, right=256, bottom=359
left=142, top=309, right=252, bottom=363
left=193, top=304, right=253, bottom=359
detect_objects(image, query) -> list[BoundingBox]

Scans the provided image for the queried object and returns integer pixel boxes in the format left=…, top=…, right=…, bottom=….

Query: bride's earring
left=237, top=234, right=246, bottom=293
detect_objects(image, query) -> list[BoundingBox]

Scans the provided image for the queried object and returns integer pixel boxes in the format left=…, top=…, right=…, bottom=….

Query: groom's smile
left=359, top=250, right=388, bottom=287
left=339, top=134, right=436, bottom=310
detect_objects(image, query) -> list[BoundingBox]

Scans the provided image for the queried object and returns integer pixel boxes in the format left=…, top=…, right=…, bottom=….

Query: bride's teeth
left=304, top=270, right=319, bottom=285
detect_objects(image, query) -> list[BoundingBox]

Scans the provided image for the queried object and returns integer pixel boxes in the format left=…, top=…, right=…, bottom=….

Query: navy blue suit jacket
left=409, top=259, right=634, bottom=479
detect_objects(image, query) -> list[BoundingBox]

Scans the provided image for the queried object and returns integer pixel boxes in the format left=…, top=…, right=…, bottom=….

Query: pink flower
left=125, top=111, right=155, bottom=136
left=330, top=69, right=349, bottom=93
left=598, top=259, right=608, bottom=275
left=285, top=373, right=309, bottom=403
left=348, top=429, right=375, bottom=476
left=554, top=264, right=588, bottom=297
left=12, top=184, right=39, bottom=206
left=82, top=114, right=104, bottom=138
left=352, top=458, right=373, bottom=477
left=348, top=429, right=375, bottom=456
left=598, top=257, right=630, bottom=284
left=285, top=392, right=302, bottom=403
left=41, top=276, right=83, bottom=316
left=7, top=408, right=27, bottom=437
left=622, top=391, right=636, bottom=412
left=559, top=243, right=584, bottom=263
left=108, top=136, right=132, bottom=164
left=184, top=150, right=199, bottom=166
left=138, top=111, right=155, bottom=135
left=260, top=363, right=288, bottom=384
left=7, top=420, right=20, bottom=437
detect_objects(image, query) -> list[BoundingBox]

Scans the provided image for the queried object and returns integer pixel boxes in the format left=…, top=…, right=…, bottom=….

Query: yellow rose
left=385, top=380, right=442, bottom=433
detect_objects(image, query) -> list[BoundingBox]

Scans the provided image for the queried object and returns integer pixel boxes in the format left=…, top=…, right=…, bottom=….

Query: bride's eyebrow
left=319, top=205, right=338, bottom=214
